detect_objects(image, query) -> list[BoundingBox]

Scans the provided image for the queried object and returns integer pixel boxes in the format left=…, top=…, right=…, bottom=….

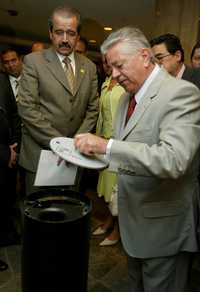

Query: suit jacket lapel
left=119, top=68, right=167, bottom=140
left=44, top=48, right=72, bottom=93
left=74, top=53, right=85, bottom=95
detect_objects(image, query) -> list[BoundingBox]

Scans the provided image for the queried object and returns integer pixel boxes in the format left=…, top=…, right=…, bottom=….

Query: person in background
left=0, top=49, right=23, bottom=236
left=190, top=42, right=200, bottom=69
left=150, top=33, right=200, bottom=89
left=75, top=37, right=88, bottom=55
left=0, top=72, right=21, bottom=246
left=31, top=42, right=46, bottom=52
left=0, top=96, right=10, bottom=271
left=93, top=56, right=124, bottom=245
left=74, top=26, right=200, bottom=292
left=1, top=48, right=23, bottom=102
left=18, top=4, right=98, bottom=195
left=93, top=56, right=124, bottom=246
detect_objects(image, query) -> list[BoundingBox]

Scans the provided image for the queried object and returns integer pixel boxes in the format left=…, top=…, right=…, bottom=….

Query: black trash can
left=21, top=188, right=92, bottom=292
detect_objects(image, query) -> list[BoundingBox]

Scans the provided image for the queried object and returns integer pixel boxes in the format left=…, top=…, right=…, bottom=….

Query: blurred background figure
left=75, top=37, right=88, bottom=55
left=150, top=33, right=200, bottom=89
left=31, top=41, right=46, bottom=53
left=190, top=42, right=200, bottom=68
left=93, top=56, right=125, bottom=246
left=0, top=72, right=21, bottom=247
left=1, top=48, right=23, bottom=102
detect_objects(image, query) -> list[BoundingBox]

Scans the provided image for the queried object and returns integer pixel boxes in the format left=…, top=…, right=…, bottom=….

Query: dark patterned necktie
left=63, top=57, right=75, bottom=94
left=125, top=95, right=136, bottom=125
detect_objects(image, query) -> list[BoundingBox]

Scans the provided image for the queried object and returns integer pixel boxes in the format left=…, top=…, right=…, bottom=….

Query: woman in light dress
left=93, top=57, right=125, bottom=246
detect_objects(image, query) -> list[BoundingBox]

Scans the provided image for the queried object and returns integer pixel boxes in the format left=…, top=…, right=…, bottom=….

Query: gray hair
left=101, top=27, right=150, bottom=56
left=48, top=5, right=81, bottom=33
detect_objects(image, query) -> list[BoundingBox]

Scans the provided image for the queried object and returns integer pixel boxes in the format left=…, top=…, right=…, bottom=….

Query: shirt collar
left=9, top=75, right=21, bottom=84
left=56, top=51, right=75, bottom=65
left=135, top=64, right=161, bottom=105
left=176, top=63, right=185, bottom=79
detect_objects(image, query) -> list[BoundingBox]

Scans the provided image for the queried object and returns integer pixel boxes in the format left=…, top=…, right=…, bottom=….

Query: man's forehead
left=53, top=14, right=78, bottom=26
left=2, top=51, right=19, bottom=60
left=106, top=44, right=124, bottom=60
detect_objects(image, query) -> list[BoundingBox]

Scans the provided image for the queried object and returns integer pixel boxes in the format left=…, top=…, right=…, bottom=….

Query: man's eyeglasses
left=154, top=53, right=171, bottom=61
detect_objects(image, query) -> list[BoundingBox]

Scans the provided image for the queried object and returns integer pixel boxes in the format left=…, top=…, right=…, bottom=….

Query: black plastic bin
left=21, top=188, right=92, bottom=292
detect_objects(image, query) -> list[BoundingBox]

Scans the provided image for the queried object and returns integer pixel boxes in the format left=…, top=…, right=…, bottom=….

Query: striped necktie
left=63, top=57, right=75, bottom=94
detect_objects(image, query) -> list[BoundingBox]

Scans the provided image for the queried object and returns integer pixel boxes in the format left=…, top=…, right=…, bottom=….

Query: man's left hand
left=8, top=143, right=18, bottom=168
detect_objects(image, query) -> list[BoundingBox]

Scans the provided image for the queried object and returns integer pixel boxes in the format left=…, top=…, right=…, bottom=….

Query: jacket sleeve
left=7, top=85, right=21, bottom=152
left=0, top=108, right=10, bottom=166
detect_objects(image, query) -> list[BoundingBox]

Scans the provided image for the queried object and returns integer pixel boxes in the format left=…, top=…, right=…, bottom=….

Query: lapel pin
left=80, top=69, right=85, bottom=74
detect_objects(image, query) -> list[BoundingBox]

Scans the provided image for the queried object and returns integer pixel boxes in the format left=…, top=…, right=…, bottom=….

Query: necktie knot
left=63, top=56, right=71, bottom=67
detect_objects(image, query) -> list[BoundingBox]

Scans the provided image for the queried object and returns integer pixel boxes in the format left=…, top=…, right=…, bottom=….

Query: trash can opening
left=38, top=207, right=67, bottom=222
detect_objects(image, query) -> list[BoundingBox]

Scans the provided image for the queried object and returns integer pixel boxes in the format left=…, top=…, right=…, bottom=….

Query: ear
left=174, top=50, right=182, bottom=62
left=140, top=48, right=152, bottom=67
left=49, top=30, right=53, bottom=42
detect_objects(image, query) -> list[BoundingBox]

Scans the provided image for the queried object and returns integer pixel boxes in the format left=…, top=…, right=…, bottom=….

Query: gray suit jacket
left=18, top=48, right=98, bottom=171
left=109, top=68, right=200, bottom=258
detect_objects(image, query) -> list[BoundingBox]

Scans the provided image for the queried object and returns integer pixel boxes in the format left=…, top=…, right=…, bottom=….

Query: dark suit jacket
left=18, top=48, right=99, bottom=171
left=0, top=72, right=21, bottom=184
left=182, top=66, right=200, bottom=89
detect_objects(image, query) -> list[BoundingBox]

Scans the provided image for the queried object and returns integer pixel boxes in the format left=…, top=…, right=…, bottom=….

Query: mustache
left=59, top=43, right=71, bottom=49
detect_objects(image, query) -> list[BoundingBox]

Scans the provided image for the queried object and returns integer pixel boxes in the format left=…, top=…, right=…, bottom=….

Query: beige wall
left=153, top=0, right=200, bottom=64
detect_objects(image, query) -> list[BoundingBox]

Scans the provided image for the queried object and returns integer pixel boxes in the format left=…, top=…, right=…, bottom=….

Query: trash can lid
left=24, top=195, right=91, bottom=223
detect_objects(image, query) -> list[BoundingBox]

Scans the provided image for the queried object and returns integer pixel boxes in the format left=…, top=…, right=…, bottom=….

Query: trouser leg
left=127, top=256, right=144, bottom=292
left=127, top=252, right=191, bottom=292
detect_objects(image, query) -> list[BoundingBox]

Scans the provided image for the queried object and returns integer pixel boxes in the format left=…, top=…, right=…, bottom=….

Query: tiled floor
left=0, top=188, right=200, bottom=291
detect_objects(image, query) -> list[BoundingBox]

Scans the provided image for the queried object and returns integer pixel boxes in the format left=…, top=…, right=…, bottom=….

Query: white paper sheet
left=34, top=150, right=77, bottom=186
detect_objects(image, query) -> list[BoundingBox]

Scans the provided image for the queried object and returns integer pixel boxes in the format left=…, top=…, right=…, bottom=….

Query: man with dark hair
left=191, top=42, right=200, bottom=68
left=150, top=33, right=200, bottom=88
left=0, top=72, right=21, bottom=246
left=18, top=4, right=98, bottom=195
left=1, top=48, right=23, bottom=101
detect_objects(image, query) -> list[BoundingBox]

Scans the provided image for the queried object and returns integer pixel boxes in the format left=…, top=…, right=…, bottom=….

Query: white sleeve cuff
left=105, top=138, right=113, bottom=160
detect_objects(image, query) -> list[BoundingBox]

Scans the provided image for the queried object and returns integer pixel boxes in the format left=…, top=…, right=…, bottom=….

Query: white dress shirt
left=9, top=75, right=21, bottom=100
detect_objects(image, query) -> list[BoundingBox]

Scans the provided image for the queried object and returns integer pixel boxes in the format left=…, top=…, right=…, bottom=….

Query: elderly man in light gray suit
left=74, top=27, right=200, bottom=292
left=18, top=5, right=98, bottom=195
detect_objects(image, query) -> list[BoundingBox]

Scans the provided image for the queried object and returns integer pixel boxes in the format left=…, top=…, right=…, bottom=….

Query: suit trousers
left=25, top=170, right=39, bottom=196
left=127, top=252, right=191, bottom=292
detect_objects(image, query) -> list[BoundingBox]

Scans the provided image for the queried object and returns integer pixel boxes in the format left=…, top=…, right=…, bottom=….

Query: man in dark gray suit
left=150, top=33, right=200, bottom=88
left=74, top=27, right=200, bottom=292
left=18, top=5, right=98, bottom=195
left=1, top=48, right=23, bottom=101
left=0, top=72, right=21, bottom=245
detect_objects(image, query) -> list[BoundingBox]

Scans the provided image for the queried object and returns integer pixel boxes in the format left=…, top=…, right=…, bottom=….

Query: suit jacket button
left=70, top=117, right=74, bottom=121
left=69, top=99, right=73, bottom=103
